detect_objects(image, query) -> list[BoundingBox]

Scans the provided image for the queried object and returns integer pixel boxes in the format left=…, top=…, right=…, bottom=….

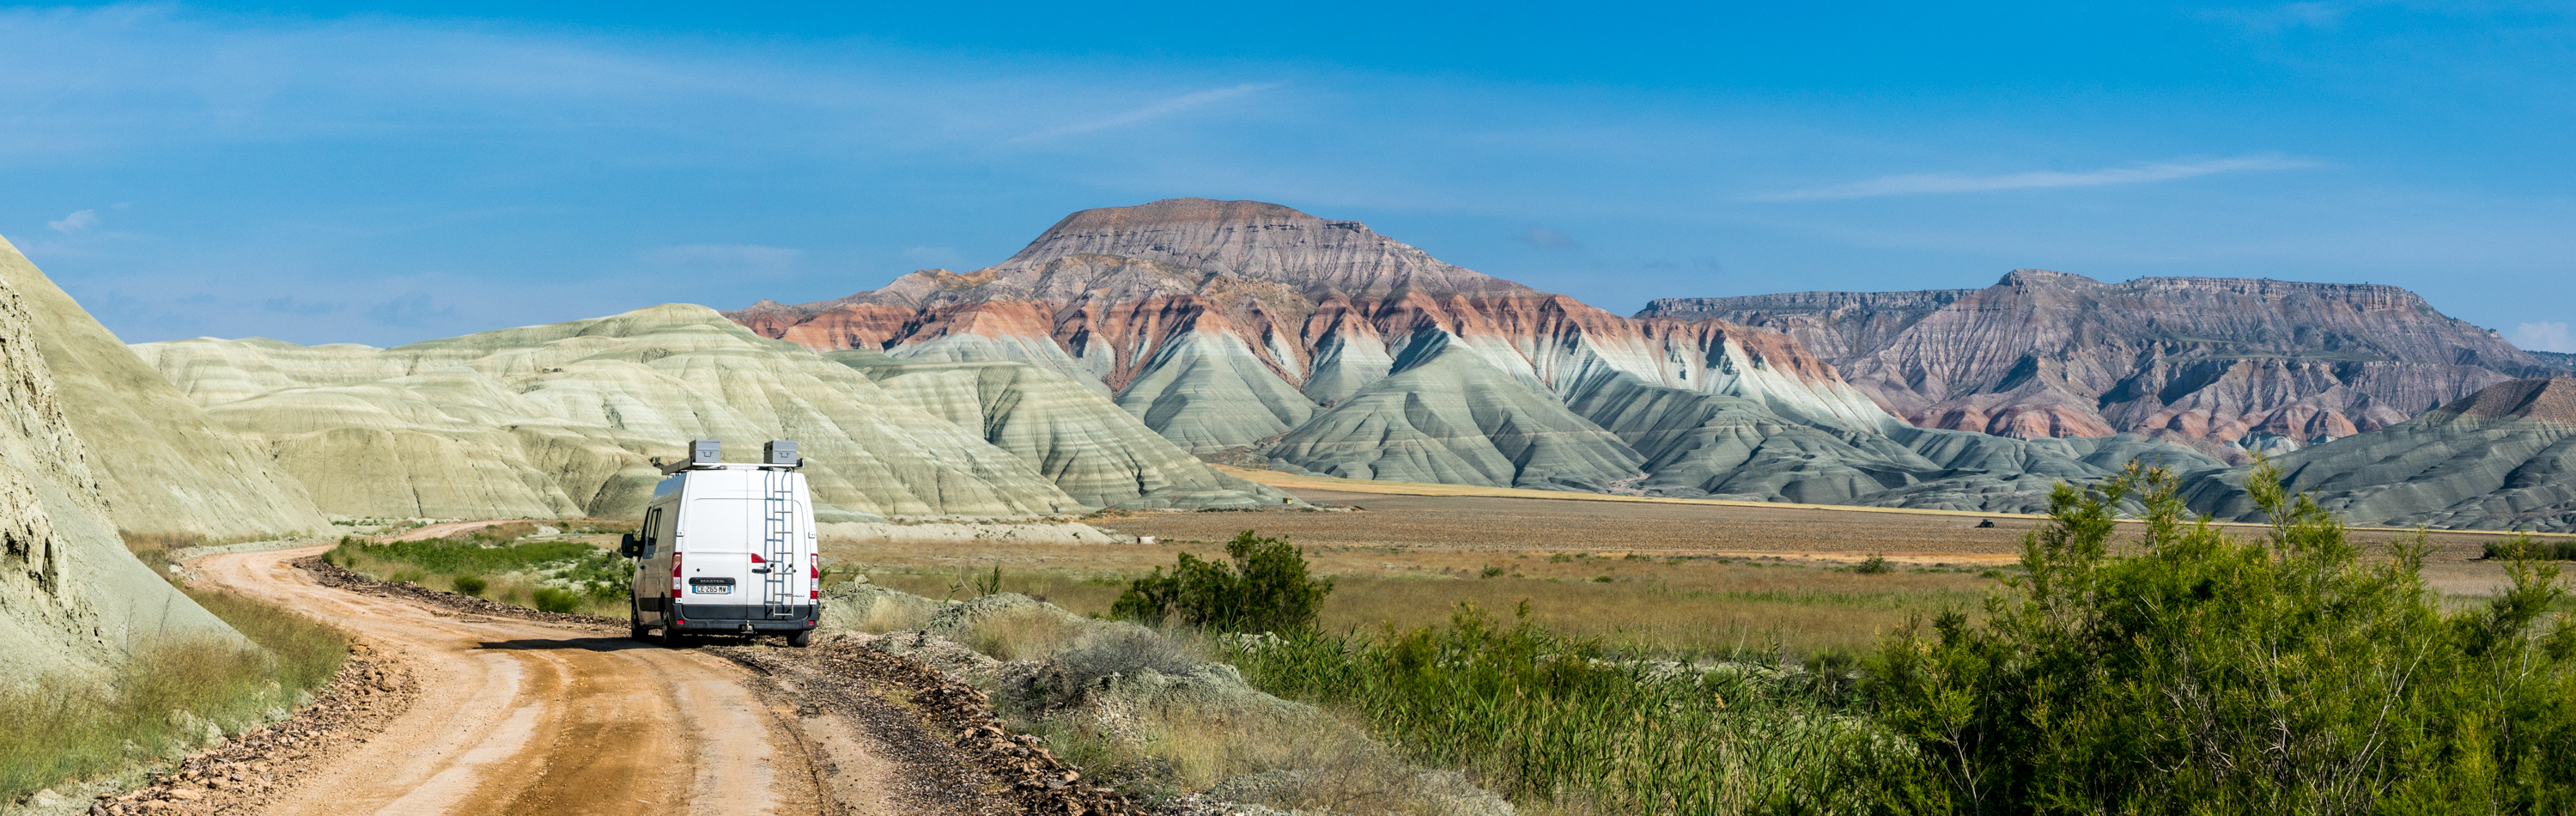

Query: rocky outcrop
left=0, top=242, right=237, bottom=685
left=0, top=238, right=328, bottom=538
left=2182, top=377, right=2576, bottom=531
left=1645, top=271, right=2569, bottom=459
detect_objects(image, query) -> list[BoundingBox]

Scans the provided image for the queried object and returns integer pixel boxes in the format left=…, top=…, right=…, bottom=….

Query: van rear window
left=682, top=497, right=801, bottom=545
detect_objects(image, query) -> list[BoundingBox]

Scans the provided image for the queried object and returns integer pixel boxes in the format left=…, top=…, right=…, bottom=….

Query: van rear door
left=677, top=496, right=762, bottom=610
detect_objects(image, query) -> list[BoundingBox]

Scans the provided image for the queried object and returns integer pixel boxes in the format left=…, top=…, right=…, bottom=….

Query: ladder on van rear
left=760, top=468, right=798, bottom=618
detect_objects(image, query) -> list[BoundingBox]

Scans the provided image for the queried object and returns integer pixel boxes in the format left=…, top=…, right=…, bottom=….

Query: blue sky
left=3, top=2, right=2573, bottom=350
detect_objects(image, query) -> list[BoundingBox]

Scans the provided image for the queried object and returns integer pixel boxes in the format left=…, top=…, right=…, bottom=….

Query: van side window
left=641, top=508, right=662, bottom=557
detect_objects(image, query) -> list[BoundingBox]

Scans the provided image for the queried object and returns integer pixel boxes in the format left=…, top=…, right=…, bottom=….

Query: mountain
left=0, top=238, right=240, bottom=685
left=732, top=199, right=2222, bottom=511
left=0, top=239, right=328, bottom=538
left=2182, top=376, right=2576, bottom=532
left=135, top=305, right=1288, bottom=521
left=1643, top=271, right=2570, bottom=460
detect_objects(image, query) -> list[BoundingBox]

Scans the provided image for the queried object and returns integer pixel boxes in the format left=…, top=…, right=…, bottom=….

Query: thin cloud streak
left=1748, top=155, right=2321, bottom=202
left=1012, top=82, right=1285, bottom=143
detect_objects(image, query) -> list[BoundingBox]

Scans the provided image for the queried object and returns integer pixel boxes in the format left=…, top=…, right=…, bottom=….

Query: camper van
left=621, top=439, right=821, bottom=647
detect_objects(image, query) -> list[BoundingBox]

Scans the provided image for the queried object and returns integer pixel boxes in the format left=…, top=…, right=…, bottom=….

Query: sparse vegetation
left=1230, top=601, right=1928, bottom=814
left=326, top=533, right=631, bottom=616
left=0, top=586, right=349, bottom=807
left=2487, top=538, right=2576, bottom=561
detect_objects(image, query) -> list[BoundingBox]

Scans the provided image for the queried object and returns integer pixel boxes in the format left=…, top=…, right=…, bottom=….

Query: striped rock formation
left=733, top=199, right=2218, bottom=509
left=1644, top=270, right=2569, bottom=460
left=2184, top=376, right=2576, bottom=532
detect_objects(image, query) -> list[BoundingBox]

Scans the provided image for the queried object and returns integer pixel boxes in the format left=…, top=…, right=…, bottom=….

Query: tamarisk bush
left=1871, top=463, right=2576, bottom=814
left=1113, top=530, right=1334, bottom=634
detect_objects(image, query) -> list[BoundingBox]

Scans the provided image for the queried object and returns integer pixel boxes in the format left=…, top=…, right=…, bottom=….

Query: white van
left=622, top=440, right=821, bottom=647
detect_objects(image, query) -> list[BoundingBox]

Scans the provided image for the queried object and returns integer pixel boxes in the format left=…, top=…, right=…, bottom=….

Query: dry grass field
left=828, top=469, right=2555, bottom=657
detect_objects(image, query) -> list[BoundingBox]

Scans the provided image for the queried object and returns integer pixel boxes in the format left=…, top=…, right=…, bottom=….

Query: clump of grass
left=531, top=588, right=580, bottom=614
left=1850, top=553, right=1893, bottom=575
left=963, top=608, right=1081, bottom=661
left=0, top=588, right=348, bottom=805
left=451, top=575, right=488, bottom=597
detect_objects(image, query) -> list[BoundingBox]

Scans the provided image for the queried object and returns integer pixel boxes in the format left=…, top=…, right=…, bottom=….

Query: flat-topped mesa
left=993, top=198, right=1535, bottom=298
left=1648, top=269, right=2567, bottom=451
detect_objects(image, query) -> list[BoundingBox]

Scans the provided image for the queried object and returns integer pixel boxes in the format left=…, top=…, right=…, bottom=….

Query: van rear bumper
left=671, top=603, right=818, bottom=631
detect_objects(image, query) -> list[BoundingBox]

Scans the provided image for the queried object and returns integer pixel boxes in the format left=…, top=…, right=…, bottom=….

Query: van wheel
left=629, top=606, right=649, bottom=641
left=659, top=624, right=687, bottom=649
left=787, top=630, right=812, bottom=648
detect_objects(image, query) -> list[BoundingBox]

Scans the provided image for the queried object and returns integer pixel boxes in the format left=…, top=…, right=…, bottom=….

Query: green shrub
left=452, top=575, right=488, bottom=597
left=2486, top=539, right=2576, bottom=560
left=1113, top=530, right=1334, bottom=634
left=531, top=588, right=581, bottom=613
left=1852, top=553, right=1893, bottom=574
left=1871, top=464, right=2576, bottom=813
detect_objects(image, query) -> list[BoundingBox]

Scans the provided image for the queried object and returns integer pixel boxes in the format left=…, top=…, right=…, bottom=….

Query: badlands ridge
left=5, top=197, right=2576, bottom=685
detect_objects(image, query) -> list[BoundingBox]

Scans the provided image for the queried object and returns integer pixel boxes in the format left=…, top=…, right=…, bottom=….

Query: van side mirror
left=618, top=533, right=641, bottom=558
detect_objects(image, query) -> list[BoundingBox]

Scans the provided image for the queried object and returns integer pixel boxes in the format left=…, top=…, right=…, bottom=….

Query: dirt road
left=191, top=543, right=878, bottom=816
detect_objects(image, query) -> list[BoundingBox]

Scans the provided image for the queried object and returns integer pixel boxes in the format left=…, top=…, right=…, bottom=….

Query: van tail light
left=809, top=564, right=819, bottom=580
left=810, top=589, right=819, bottom=600
left=671, top=553, right=683, bottom=599
left=750, top=552, right=765, bottom=563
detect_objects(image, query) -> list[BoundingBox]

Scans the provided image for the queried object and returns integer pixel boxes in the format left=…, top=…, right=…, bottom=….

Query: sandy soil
left=188, top=545, right=877, bottom=816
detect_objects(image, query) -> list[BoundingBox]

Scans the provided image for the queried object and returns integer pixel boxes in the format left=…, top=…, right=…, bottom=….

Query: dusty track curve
left=191, top=543, right=869, bottom=816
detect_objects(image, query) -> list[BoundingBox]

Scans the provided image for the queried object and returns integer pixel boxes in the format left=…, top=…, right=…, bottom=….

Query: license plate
left=692, top=585, right=731, bottom=594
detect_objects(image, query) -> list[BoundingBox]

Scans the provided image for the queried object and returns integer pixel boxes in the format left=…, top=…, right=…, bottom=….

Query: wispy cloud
left=1510, top=225, right=1580, bottom=250
left=1748, top=155, right=2321, bottom=202
left=365, top=291, right=453, bottom=328
left=1013, top=82, right=1285, bottom=143
left=2202, top=3, right=2348, bottom=32
left=2514, top=321, right=2573, bottom=353
left=48, top=209, right=100, bottom=233
left=901, top=246, right=964, bottom=267
left=639, top=244, right=802, bottom=268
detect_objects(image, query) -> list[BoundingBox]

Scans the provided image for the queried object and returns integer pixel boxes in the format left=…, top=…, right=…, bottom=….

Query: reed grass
left=0, top=587, right=349, bottom=806
left=1226, top=603, right=1932, bottom=815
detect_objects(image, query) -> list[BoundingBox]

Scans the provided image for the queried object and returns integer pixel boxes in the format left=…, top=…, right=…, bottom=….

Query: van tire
left=788, top=630, right=812, bottom=648
left=659, top=624, right=687, bottom=649
left=629, top=605, right=649, bottom=641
